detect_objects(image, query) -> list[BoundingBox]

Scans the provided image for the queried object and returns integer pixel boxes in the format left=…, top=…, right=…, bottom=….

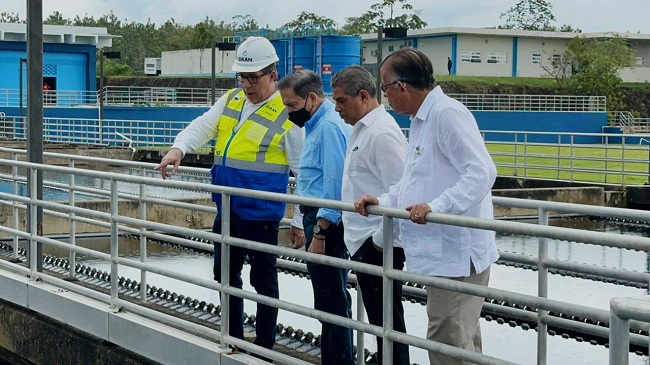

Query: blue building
left=0, top=22, right=113, bottom=100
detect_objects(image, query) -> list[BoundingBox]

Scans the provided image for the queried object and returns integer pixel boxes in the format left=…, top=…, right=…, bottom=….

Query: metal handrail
left=0, top=87, right=606, bottom=111
left=0, top=155, right=648, bottom=364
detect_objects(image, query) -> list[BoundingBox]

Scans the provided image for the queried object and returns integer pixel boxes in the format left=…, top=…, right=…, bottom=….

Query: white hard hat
left=231, top=36, right=279, bottom=73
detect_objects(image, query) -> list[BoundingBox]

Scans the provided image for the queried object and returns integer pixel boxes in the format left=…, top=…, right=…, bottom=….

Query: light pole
left=98, top=50, right=121, bottom=143
left=211, top=41, right=236, bottom=105
left=376, top=26, right=407, bottom=104
left=18, top=57, right=27, bottom=118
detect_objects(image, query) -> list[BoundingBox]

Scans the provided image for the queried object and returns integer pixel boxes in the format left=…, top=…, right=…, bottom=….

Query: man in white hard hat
left=156, top=36, right=305, bottom=357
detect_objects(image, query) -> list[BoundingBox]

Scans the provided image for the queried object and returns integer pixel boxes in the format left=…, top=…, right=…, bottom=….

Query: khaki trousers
left=425, top=266, right=491, bottom=365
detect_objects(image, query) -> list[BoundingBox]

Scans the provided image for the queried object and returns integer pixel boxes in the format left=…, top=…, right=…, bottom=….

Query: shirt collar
left=356, top=105, right=386, bottom=128
left=306, top=98, right=334, bottom=129
left=411, top=86, right=443, bottom=122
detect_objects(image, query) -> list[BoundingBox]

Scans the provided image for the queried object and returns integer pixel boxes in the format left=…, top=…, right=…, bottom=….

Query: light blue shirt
left=297, top=99, right=352, bottom=225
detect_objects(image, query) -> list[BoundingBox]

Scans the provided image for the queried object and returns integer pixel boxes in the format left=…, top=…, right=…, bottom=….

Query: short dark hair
left=330, top=65, right=377, bottom=98
left=277, top=69, right=325, bottom=98
left=381, top=48, right=435, bottom=91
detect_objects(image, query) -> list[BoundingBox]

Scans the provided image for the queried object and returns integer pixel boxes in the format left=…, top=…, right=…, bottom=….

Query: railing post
left=570, top=135, right=575, bottom=182
left=537, top=208, right=549, bottom=365
left=356, top=284, right=366, bottom=365
left=68, top=159, right=76, bottom=279
left=29, top=168, right=38, bottom=279
left=110, top=179, right=119, bottom=310
left=609, top=301, right=629, bottom=365
left=11, top=152, right=19, bottom=261
left=139, top=167, right=148, bottom=303
left=220, top=193, right=231, bottom=349
left=381, top=215, right=394, bottom=365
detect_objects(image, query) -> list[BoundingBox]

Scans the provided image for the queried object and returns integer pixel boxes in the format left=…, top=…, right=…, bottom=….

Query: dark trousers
left=213, top=213, right=280, bottom=350
left=303, top=210, right=353, bottom=365
left=352, top=237, right=410, bottom=365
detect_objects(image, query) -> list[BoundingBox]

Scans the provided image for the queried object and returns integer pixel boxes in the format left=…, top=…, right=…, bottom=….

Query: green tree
left=283, top=11, right=337, bottom=32
left=0, top=12, right=23, bottom=23
left=547, top=36, right=635, bottom=110
left=44, top=11, right=71, bottom=25
left=341, top=0, right=427, bottom=35
left=500, top=0, right=556, bottom=31
left=231, top=14, right=260, bottom=32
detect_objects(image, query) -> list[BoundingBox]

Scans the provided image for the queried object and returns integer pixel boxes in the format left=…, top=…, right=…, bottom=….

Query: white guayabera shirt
left=378, top=86, right=499, bottom=277
left=341, top=105, right=407, bottom=256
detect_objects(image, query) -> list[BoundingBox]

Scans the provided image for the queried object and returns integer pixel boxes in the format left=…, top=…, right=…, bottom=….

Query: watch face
left=314, top=225, right=322, bottom=234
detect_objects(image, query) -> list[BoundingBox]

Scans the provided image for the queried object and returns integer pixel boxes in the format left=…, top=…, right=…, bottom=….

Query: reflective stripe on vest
left=214, top=89, right=291, bottom=169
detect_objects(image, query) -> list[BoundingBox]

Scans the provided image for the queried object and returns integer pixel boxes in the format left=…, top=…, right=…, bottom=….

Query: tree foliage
left=500, top=0, right=556, bottom=30
left=341, top=0, right=427, bottom=35
left=544, top=36, right=635, bottom=110
left=283, top=12, right=337, bottom=31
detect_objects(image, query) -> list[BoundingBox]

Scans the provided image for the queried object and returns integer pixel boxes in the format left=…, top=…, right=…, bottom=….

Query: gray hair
left=277, top=69, right=325, bottom=98
left=330, top=65, right=377, bottom=98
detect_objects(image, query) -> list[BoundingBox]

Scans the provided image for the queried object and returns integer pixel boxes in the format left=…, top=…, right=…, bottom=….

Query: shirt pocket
left=410, top=143, right=435, bottom=181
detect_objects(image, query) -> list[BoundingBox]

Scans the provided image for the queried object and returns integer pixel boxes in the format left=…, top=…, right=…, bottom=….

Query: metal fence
left=481, top=130, right=650, bottom=186
left=0, top=87, right=607, bottom=112
left=0, top=151, right=648, bottom=364
left=0, top=89, right=99, bottom=107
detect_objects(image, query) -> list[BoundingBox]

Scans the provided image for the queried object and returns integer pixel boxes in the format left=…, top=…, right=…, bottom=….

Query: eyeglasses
left=379, top=80, right=400, bottom=93
left=236, top=71, right=270, bottom=84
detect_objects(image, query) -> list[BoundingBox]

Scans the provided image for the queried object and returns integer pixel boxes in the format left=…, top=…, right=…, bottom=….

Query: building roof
left=0, top=22, right=115, bottom=47
left=361, top=26, right=650, bottom=41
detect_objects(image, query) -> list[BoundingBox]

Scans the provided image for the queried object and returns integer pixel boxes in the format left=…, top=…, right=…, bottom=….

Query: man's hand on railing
left=154, top=148, right=183, bottom=179
left=289, top=226, right=306, bottom=249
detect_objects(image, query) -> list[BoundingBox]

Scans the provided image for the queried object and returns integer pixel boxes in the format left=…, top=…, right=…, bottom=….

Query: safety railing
left=448, top=94, right=606, bottom=112
left=481, top=130, right=650, bottom=186
left=103, top=86, right=228, bottom=107
left=0, top=89, right=99, bottom=107
left=0, top=153, right=648, bottom=364
left=0, top=87, right=607, bottom=112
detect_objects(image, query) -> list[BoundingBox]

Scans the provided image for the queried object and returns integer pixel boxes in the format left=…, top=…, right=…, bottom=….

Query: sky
left=3, top=0, right=650, bottom=34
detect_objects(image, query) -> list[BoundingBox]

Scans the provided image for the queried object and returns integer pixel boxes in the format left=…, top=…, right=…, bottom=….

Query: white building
left=361, top=27, right=650, bottom=83
left=160, top=48, right=235, bottom=77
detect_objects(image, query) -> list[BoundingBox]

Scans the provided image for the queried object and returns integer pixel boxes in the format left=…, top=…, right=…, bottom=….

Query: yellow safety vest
left=211, top=89, right=293, bottom=221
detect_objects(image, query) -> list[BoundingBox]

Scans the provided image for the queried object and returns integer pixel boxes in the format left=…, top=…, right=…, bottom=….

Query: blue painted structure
left=512, top=37, right=519, bottom=77
left=271, top=35, right=361, bottom=93
left=0, top=41, right=97, bottom=99
left=390, top=110, right=609, bottom=144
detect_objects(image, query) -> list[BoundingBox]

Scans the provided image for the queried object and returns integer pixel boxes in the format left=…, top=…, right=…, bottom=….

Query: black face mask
left=288, top=97, right=312, bottom=128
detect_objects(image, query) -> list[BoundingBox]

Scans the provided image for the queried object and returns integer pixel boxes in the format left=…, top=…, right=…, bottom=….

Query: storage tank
left=270, top=35, right=361, bottom=93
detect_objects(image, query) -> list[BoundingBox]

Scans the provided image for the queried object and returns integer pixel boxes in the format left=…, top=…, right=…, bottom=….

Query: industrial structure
left=0, top=22, right=113, bottom=93
left=361, top=27, right=650, bottom=82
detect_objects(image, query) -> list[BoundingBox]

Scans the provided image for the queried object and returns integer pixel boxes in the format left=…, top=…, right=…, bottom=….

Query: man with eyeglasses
left=331, top=65, right=410, bottom=365
left=355, top=48, right=499, bottom=365
left=155, top=36, right=305, bottom=359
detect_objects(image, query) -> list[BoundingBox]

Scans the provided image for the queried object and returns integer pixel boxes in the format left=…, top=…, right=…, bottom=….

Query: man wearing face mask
left=278, top=69, right=353, bottom=365
left=155, top=36, right=305, bottom=358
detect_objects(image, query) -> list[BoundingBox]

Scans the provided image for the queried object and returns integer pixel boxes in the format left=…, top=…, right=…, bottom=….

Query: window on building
left=635, top=57, right=644, bottom=66
left=532, top=53, right=542, bottom=64
left=552, top=54, right=562, bottom=66
left=461, top=51, right=482, bottom=63
left=388, top=45, right=395, bottom=52
left=487, top=52, right=507, bottom=64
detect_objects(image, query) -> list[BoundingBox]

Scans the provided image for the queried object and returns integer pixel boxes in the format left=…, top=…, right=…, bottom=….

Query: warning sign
left=322, top=64, right=332, bottom=75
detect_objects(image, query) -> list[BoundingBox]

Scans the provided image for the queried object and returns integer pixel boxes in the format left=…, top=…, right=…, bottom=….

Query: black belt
left=299, top=205, right=317, bottom=214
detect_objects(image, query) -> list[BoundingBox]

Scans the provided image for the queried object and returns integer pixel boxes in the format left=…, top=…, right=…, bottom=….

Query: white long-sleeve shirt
left=171, top=90, right=305, bottom=227
left=341, top=105, right=407, bottom=256
left=378, top=86, right=499, bottom=277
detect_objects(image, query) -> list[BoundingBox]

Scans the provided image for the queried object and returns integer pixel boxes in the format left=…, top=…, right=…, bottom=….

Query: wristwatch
left=313, top=224, right=329, bottom=236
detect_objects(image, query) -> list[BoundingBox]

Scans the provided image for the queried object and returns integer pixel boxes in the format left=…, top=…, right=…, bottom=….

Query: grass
left=437, top=75, right=559, bottom=88
left=486, top=143, right=650, bottom=185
